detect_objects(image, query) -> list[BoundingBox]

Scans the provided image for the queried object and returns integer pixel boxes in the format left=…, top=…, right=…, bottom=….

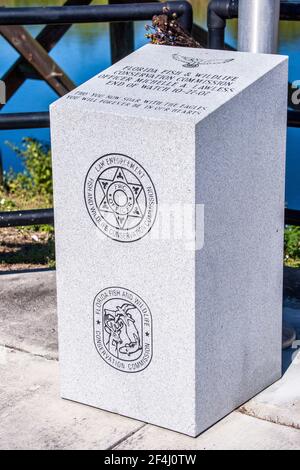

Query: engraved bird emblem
left=172, top=53, right=234, bottom=68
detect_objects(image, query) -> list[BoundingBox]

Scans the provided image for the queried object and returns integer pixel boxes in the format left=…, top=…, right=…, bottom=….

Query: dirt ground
left=0, top=227, right=55, bottom=272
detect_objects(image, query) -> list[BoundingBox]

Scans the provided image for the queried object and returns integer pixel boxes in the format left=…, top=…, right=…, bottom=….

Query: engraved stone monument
left=50, top=45, right=288, bottom=436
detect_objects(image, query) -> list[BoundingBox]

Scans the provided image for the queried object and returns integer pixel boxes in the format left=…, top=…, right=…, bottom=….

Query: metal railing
left=207, top=0, right=300, bottom=50
left=0, top=1, right=192, bottom=228
left=0, top=2, right=192, bottom=29
left=0, top=1, right=299, bottom=226
left=0, top=208, right=54, bottom=227
left=0, top=112, right=50, bottom=130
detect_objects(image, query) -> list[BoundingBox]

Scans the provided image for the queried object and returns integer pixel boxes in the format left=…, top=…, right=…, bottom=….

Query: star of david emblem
left=98, top=167, right=144, bottom=229
left=85, top=154, right=157, bottom=242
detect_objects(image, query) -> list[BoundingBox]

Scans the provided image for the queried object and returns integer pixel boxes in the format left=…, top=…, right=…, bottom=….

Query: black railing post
left=176, top=0, right=193, bottom=32
left=207, top=0, right=238, bottom=49
left=207, top=0, right=300, bottom=51
left=109, top=0, right=134, bottom=64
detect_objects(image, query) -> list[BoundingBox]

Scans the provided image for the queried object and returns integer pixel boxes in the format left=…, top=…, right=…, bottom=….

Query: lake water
left=0, top=0, right=299, bottom=210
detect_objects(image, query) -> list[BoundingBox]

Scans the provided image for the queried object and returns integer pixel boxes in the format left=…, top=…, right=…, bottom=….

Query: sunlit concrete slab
left=0, top=348, right=144, bottom=450
left=0, top=270, right=58, bottom=359
left=240, top=356, right=300, bottom=430
left=0, top=269, right=300, bottom=449
left=116, top=412, right=300, bottom=450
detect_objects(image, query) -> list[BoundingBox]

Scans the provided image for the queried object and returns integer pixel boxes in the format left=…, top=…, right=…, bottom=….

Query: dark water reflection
left=0, top=0, right=299, bottom=209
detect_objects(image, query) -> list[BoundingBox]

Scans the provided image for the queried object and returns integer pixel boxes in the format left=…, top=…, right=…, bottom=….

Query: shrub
left=5, top=137, right=53, bottom=205
left=0, top=138, right=55, bottom=269
left=284, top=226, right=300, bottom=267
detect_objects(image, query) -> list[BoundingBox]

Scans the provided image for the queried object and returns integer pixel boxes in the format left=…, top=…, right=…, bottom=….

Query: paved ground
left=0, top=269, right=300, bottom=450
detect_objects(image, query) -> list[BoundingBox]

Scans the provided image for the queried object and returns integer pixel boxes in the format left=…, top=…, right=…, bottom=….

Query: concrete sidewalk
left=0, top=270, right=299, bottom=450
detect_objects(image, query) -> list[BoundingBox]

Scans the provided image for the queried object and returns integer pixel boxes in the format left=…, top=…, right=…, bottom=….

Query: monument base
left=50, top=45, right=288, bottom=436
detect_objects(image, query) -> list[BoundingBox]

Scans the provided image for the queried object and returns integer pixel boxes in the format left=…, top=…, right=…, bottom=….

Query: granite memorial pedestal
left=50, top=44, right=288, bottom=436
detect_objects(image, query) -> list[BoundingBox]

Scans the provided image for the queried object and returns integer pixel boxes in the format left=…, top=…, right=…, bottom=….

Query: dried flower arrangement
left=145, top=7, right=201, bottom=48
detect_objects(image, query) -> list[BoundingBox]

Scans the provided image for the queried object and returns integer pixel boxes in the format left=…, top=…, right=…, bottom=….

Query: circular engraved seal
left=93, top=287, right=153, bottom=373
left=84, top=154, right=157, bottom=242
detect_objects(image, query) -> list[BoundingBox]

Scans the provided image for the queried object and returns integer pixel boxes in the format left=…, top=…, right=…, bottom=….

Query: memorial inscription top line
left=52, top=44, right=287, bottom=123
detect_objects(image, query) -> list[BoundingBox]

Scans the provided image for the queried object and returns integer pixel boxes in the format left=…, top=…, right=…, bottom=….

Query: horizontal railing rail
left=0, top=112, right=50, bottom=130
left=0, top=2, right=193, bottom=30
left=0, top=208, right=54, bottom=227
left=288, top=110, right=300, bottom=128
left=281, top=1, right=300, bottom=21
left=0, top=207, right=298, bottom=228
left=286, top=209, right=300, bottom=226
